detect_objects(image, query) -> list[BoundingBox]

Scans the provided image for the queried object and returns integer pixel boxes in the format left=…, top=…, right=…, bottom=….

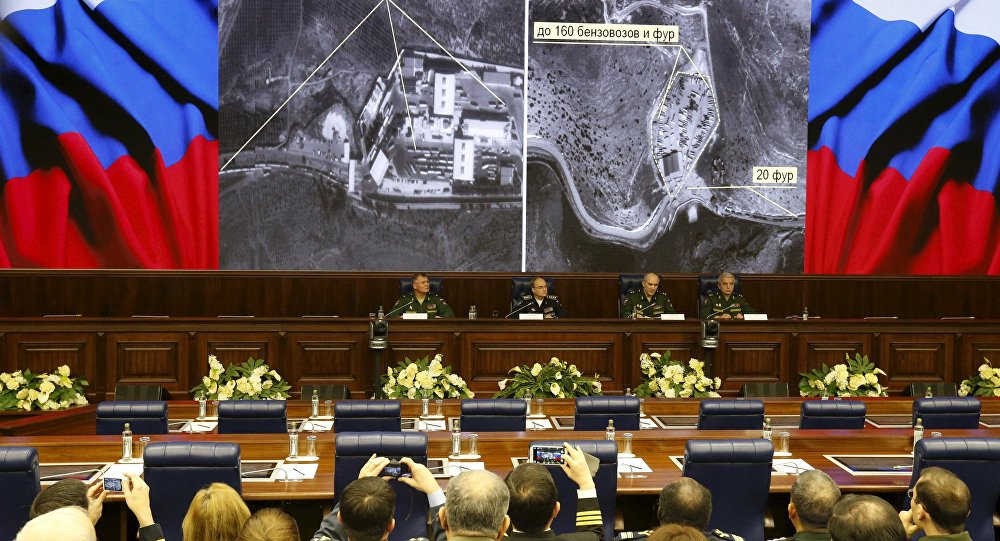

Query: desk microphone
left=505, top=298, right=535, bottom=318
left=705, top=304, right=735, bottom=319
left=628, top=301, right=657, bottom=318
left=241, top=466, right=289, bottom=480
left=382, top=301, right=414, bottom=318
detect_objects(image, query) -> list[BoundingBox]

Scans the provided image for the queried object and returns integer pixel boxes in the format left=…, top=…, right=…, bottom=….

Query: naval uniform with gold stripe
left=509, top=294, right=567, bottom=319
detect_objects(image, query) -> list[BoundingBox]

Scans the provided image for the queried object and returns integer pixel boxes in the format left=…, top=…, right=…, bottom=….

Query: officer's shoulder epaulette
left=615, top=530, right=652, bottom=541
left=520, top=294, right=532, bottom=300
left=545, top=294, right=559, bottom=300
left=711, top=529, right=744, bottom=541
left=627, top=289, right=641, bottom=295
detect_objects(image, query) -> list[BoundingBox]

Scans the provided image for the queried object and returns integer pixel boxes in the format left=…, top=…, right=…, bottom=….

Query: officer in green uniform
left=897, top=468, right=975, bottom=541
left=620, top=272, right=675, bottom=318
left=388, top=273, right=455, bottom=318
left=701, top=272, right=754, bottom=319
left=770, top=470, right=840, bottom=541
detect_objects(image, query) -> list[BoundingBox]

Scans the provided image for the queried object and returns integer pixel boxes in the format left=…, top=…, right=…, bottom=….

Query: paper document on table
left=639, top=417, right=657, bottom=429
left=773, top=459, right=814, bottom=475
left=618, top=457, right=652, bottom=473
left=176, top=421, right=217, bottom=433
left=101, top=463, right=144, bottom=479
left=527, top=418, right=553, bottom=430
left=446, top=461, right=485, bottom=476
left=299, top=420, right=333, bottom=432
left=418, top=420, right=447, bottom=431
left=277, top=463, right=318, bottom=480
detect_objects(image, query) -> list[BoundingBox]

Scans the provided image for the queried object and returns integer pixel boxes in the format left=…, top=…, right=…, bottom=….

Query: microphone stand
left=505, top=298, right=536, bottom=318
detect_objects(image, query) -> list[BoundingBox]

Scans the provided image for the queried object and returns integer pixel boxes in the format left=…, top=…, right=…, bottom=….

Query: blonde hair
left=182, top=483, right=251, bottom=541
left=239, top=508, right=300, bottom=541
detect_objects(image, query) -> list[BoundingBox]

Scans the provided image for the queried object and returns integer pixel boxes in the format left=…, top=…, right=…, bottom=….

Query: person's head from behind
left=338, top=476, right=396, bottom=541
left=182, top=482, right=251, bottom=541
left=16, top=505, right=95, bottom=541
left=911, top=466, right=972, bottom=534
left=828, top=495, right=906, bottom=541
left=442, top=470, right=510, bottom=540
left=239, top=508, right=300, bottom=541
left=29, top=478, right=89, bottom=519
left=657, top=478, right=712, bottom=530
left=789, top=470, right=841, bottom=531
left=647, top=524, right=708, bottom=541
left=505, top=463, right=559, bottom=533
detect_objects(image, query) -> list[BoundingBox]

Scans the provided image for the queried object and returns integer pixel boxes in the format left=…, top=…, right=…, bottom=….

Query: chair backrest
left=398, top=277, right=443, bottom=296
left=739, top=382, right=789, bottom=397
left=301, top=384, right=351, bottom=400
left=335, top=432, right=428, bottom=541
left=530, top=439, right=618, bottom=541
left=618, top=273, right=646, bottom=316
left=0, top=446, right=40, bottom=541
left=910, top=438, right=1000, bottom=541
left=799, top=400, right=867, bottom=429
left=574, top=396, right=640, bottom=431
left=907, top=382, right=959, bottom=397
left=217, top=400, right=287, bottom=434
left=912, top=397, right=981, bottom=429
left=682, top=439, right=772, bottom=541
left=96, top=400, right=169, bottom=435
left=335, top=400, right=402, bottom=432
left=114, top=383, right=164, bottom=401
left=143, top=442, right=242, bottom=541
left=511, top=277, right=552, bottom=312
left=460, top=399, right=527, bottom=432
left=697, top=399, right=764, bottom=430
left=698, top=274, right=742, bottom=317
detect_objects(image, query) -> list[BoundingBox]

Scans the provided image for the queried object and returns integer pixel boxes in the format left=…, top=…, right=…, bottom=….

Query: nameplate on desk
left=660, top=314, right=684, bottom=321
left=402, top=312, right=428, bottom=320
left=744, top=314, right=768, bottom=321
left=519, top=313, right=544, bottom=320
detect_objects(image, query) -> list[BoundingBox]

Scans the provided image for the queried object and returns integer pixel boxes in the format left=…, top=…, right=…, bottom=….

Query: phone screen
left=531, top=446, right=564, bottom=464
left=103, top=477, right=123, bottom=492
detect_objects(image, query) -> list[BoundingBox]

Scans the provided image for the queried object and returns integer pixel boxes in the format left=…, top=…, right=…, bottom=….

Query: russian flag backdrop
left=0, top=0, right=218, bottom=268
left=808, top=0, right=1000, bottom=274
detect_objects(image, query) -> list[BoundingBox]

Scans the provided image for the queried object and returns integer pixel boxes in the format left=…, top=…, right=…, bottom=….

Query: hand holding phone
left=379, top=459, right=411, bottom=478
left=103, top=477, right=123, bottom=492
left=529, top=444, right=565, bottom=465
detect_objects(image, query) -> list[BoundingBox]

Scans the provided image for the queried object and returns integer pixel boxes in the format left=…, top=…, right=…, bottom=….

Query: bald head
left=444, top=470, right=510, bottom=537
left=658, top=478, right=712, bottom=529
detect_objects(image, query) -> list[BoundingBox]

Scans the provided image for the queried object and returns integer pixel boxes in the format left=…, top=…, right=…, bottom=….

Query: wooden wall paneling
left=196, top=332, right=283, bottom=384
left=958, top=333, right=1000, bottom=385
left=5, top=332, right=98, bottom=398
left=808, top=278, right=869, bottom=319
left=879, top=333, right=954, bottom=392
left=742, top=277, right=804, bottom=321
left=286, top=332, right=366, bottom=395
left=625, top=329, right=702, bottom=390
left=796, top=333, right=873, bottom=376
left=716, top=332, right=789, bottom=394
left=105, top=332, right=189, bottom=400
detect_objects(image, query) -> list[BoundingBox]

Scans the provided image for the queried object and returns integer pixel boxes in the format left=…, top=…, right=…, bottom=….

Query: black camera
left=380, top=459, right=410, bottom=478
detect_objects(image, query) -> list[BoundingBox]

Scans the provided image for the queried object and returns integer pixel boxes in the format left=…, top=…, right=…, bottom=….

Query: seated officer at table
left=389, top=273, right=455, bottom=318
left=509, top=277, right=567, bottom=319
left=617, top=478, right=743, bottom=541
left=772, top=470, right=841, bottom=541
left=828, top=495, right=905, bottom=541
left=621, top=273, right=675, bottom=318
left=700, top=272, right=754, bottom=320
left=898, top=467, right=973, bottom=541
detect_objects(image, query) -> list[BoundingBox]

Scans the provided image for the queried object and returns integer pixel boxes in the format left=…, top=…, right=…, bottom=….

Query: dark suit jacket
left=506, top=494, right=602, bottom=541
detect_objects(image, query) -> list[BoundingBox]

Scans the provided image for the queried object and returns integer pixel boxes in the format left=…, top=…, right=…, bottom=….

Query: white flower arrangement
left=382, top=354, right=474, bottom=399
left=190, top=355, right=291, bottom=400
left=0, top=365, right=89, bottom=411
left=494, top=357, right=602, bottom=398
left=635, top=352, right=721, bottom=398
left=959, top=358, right=1000, bottom=397
left=799, top=353, right=888, bottom=397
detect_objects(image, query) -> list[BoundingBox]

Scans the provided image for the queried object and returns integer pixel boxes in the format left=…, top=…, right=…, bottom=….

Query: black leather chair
left=511, top=277, right=552, bottom=312
left=398, top=277, right=443, bottom=296
left=618, top=273, right=645, bottom=317
left=574, top=396, right=640, bottom=431
left=96, top=400, right=169, bottom=435
left=698, top=274, right=742, bottom=318
left=334, top=400, right=402, bottom=432
left=114, top=383, right=164, bottom=400
left=335, top=432, right=428, bottom=541
left=906, top=382, right=959, bottom=397
left=739, top=382, right=789, bottom=397
left=912, top=397, right=981, bottom=429
left=909, top=438, right=1000, bottom=541
left=301, top=384, right=350, bottom=400
left=697, top=399, right=764, bottom=430
left=0, top=446, right=40, bottom=541
left=531, top=439, right=617, bottom=541
left=460, top=399, right=527, bottom=432
left=682, top=439, right=772, bottom=541
left=217, top=400, right=287, bottom=434
left=144, top=442, right=241, bottom=541
left=799, top=400, right=866, bottom=429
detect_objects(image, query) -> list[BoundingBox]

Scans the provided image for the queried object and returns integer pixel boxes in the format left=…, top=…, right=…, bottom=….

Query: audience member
left=647, top=525, right=707, bottom=541
left=657, top=478, right=743, bottom=541
left=16, top=506, right=95, bottom=541
left=240, top=508, right=300, bottom=541
left=439, top=470, right=510, bottom=541
left=827, top=495, right=905, bottom=541
left=898, top=467, right=973, bottom=540
left=504, top=443, right=602, bottom=541
left=28, top=479, right=96, bottom=522
left=182, top=482, right=251, bottom=541
left=773, top=470, right=841, bottom=540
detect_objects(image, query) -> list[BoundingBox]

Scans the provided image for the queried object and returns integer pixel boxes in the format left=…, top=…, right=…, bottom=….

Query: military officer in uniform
left=621, top=272, right=675, bottom=318
left=388, top=273, right=455, bottom=318
left=615, top=478, right=744, bottom=541
left=509, top=276, right=567, bottom=318
left=701, top=272, right=754, bottom=320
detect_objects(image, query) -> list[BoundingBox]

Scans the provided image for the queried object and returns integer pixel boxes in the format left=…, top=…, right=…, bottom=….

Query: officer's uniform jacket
left=390, top=292, right=455, bottom=318
left=621, top=290, right=675, bottom=318
left=701, top=292, right=754, bottom=319
left=617, top=528, right=744, bottom=541
left=509, top=294, right=567, bottom=318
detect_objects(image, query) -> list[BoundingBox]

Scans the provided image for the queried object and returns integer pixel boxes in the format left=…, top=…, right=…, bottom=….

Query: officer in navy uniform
left=620, top=272, right=675, bottom=318
left=508, top=276, right=567, bottom=318
left=615, top=478, right=744, bottom=541
left=388, top=273, right=455, bottom=318
left=701, top=272, right=754, bottom=319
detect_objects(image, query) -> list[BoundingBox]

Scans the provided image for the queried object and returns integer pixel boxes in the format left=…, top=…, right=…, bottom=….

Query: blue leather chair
left=618, top=273, right=645, bottom=317
left=697, top=399, right=764, bottom=430
left=912, top=397, right=981, bottom=429
left=217, top=400, right=287, bottom=434
left=909, top=438, right=1000, bottom=541
left=531, top=439, right=618, bottom=541
left=335, top=400, right=401, bottom=432
left=682, top=439, right=773, bottom=541
left=398, top=277, right=443, bottom=296
left=143, top=442, right=241, bottom=541
left=335, top=432, right=428, bottom=541
left=698, top=274, right=742, bottom=317
left=460, top=399, right=527, bottom=432
left=96, top=400, right=169, bottom=435
left=799, top=400, right=866, bottom=429
left=511, top=277, right=553, bottom=312
left=0, top=447, right=40, bottom=541
left=574, top=396, right=640, bottom=431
